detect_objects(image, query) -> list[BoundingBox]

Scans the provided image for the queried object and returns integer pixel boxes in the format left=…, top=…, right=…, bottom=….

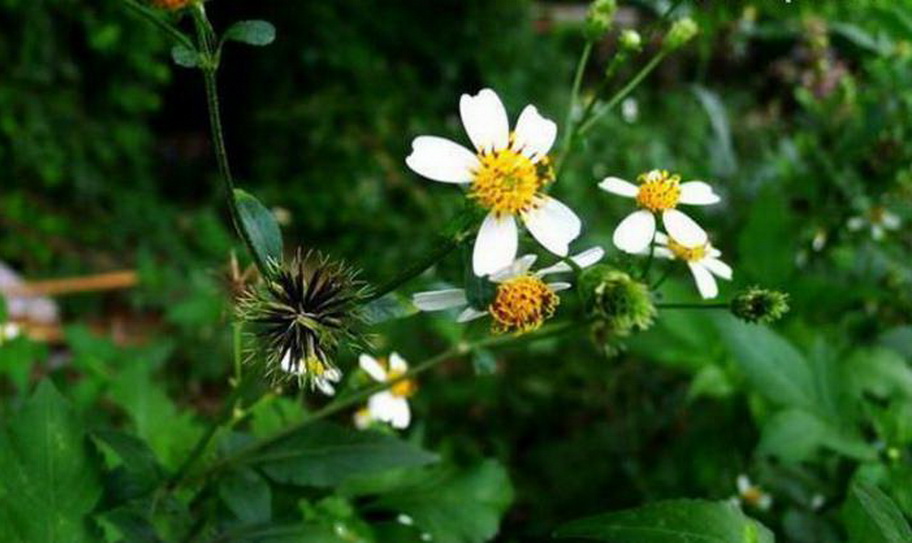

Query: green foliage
left=843, top=483, right=912, bottom=543
left=234, top=188, right=284, bottom=271
left=222, top=21, right=277, bottom=47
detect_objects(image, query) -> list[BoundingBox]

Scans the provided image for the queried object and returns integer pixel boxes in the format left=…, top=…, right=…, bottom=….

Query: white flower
left=279, top=349, right=342, bottom=396
left=0, top=322, right=21, bottom=343
left=650, top=232, right=732, bottom=299
left=406, top=88, right=582, bottom=276
left=358, top=352, right=415, bottom=429
left=412, top=247, right=604, bottom=334
left=847, top=206, right=901, bottom=241
left=735, top=474, right=773, bottom=511
left=599, top=169, right=720, bottom=253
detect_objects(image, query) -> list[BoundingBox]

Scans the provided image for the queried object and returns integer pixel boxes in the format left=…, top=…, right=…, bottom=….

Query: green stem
left=363, top=232, right=466, bottom=303
left=657, top=302, right=728, bottom=309
left=559, top=41, right=593, bottom=158
left=640, top=242, right=656, bottom=280
left=122, top=0, right=195, bottom=50
left=232, top=321, right=243, bottom=384
left=577, top=50, right=670, bottom=137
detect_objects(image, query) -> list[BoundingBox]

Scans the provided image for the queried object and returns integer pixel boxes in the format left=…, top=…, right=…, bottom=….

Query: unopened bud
left=665, top=17, right=698, bottom=51
left=584, top=0, right=618, bottom=41
left=619, top=30, right=642, bottom=52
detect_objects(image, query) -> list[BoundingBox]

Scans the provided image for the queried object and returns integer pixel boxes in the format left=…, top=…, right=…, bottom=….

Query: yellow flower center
left=388, top=369, right=418, bottom=398
left=488, top=275, right=559, bottom=334
left=635, top=170, right=681, bottom=212
left=667, top=238, right=708, bottom=262
left=470, top=143, right=552, bottom=215
left=306, top=356, right=328, bottom=376
left=742, top=486, right=766, bottom=507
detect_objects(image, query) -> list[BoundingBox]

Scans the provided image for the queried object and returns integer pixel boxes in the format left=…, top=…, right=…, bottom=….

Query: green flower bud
left=579, top=265, right=655, bottom=334
left=664, top=17, right=699, bottom=51
left=730, top=287, right=790, bottom=324
left=584, top=0, right=618, bottom=41
left=619, top=29, right=643, bottom=52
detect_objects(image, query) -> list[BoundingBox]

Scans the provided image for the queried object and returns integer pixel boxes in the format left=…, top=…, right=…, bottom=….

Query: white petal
left=389, top=352, right=408, bottom=372
left=522, top=196, right=582, bottom=257
left=457, top=307, right=488, bottom=323
left=702, top=257, right=733, bottom=280
left=460, top=88, right=510, bottom=153
left=882, top=211, right=901, bottom=229
left=662, top=209, right=708, bottom=247
left=709, top=247, right=722, bottom=258
left=324, top=367, right=342, bottom=383
left=737, top=475, right=751, bottom=494
left=512, top=105, right=557, bottom=162
left=536, top=246, right=605, bottom=276
left=368, top=391, right=397, bottom=420
left=689, top=263, right=719, bottom=299
left=847, top=217, right=865, bottom=231
left=280, top=350, right=293, bottom=373
left=473, top=212, right=518, bottom=276
left=389, top=399, right=412, bottom=429
left=598, top=177, right=639, bottom=198
left=315, top=379, right=336, bottom=396
left=490, top=254, right=537, bottom=283
left=653, top=247, right=675, bottom=259
left=405, top=136, right=478, bottom=183
left=613, top=210, right=656, bottom=254
left=359, top=354, right=387, bottom=382
left=412, top=289, right=467, bottom=311
left=547, top=282, right=572, bottom=292
left=678, top=181, right=721, bottom=205
left=653, top=231, right=669, bottom=245
left=353, top=409, right=373, bottom=430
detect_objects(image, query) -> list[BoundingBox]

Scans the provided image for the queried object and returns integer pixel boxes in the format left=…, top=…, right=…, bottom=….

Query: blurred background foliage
left=1, top=0, right=912, bottom=542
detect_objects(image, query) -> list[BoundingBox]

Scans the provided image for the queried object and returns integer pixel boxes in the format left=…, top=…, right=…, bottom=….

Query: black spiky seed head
left=238, top=249, right=370, bottom=388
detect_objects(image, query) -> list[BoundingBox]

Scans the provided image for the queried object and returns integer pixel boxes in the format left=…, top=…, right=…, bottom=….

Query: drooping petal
left=279, top=350, right=294, bottom=373
left=598, top=177, right=640, bottom=198
left=473, top=212, right=518, bottom=276
left=613, top=210, right=656, bottom=254
left=457, top=307, right=488, bottom=323
left=702, top=257, right=733, bottom=280
left=389, top=352, right=409, bottom=372
left=490, top=254, right=538, bottom=283
left=388, top=398, right=412, bottom=429
left=662, top=209, right=708, bottom=248
left=324, top=367, right=343, bottom=383
left=359, top=354, right=387, bottom=382
left=460, top=88, right=510, bottom=153
left=522, top=196, right=582, bottom=257
left=547, top=282, right=572, bottom=292
left=512, top=105, right=557, bottom=162
left=536, top=246, right=605, bottom=276
left=688, top=262, right=719, bottom=299
left=368, top=391, right=398, bottom=422
left=678, top=181, right=721, bottom=205
left=412, top=289, right=467, bottom=311
left=315, top=378, right=336, bottom=396
left=405, top=136, right=478, bottom=184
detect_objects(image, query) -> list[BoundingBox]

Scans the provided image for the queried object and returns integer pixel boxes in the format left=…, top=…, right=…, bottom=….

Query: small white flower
left=735, top=474, right=773, bottom=511
left=621, top=97, right=639, bottom=123
left=0, top=322, right=21, bottom=343
left=412, top=247, right=604, bottom=333
left=599, top=169, right=720, bottom=253
left=279, top=349, right=342, bottom=396
left=650, top=232, right=732, bottom=299
left=847, top=206, right=901, bottom=241
left=406, top=88, right=582, bottom=276
left=358, top=352, right=416, bottom=429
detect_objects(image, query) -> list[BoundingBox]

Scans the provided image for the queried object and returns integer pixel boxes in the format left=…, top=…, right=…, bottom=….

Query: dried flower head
left=239, top=250, right=369, bottom=392
left=730, top=287, right=790, bottom=324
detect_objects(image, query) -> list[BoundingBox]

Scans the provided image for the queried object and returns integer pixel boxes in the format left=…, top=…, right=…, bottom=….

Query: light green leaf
left=554, top=499, right=774, bottom=543
left=253, top=421, right=437, bottom=487
left=844, top=482, right=912, bottom=543
left=758, top=409, right=876, bottom=463
left=845, top=348, right=912, bottom=400
left=223, top=21, right=276, bottom=47
left=0, top=381, right=103, bottom=543
left=737, top=187, right=794, bottom=285
left=377, top=460, right=514, bottom=543
left=234, top=189, right=284, bottom=271
left=170, top=44, right=198, bottom=68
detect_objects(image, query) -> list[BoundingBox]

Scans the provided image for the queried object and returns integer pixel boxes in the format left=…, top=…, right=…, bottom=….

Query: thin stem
left=640, top=242, right=656, bottom=280
left=559, top=41, right=593, bottom=162
left=577, top=50, right=670, bottom=137
left=122, top=0, right=195, bottom=50
left=362, top=233, right=466, bottom=303
left=232, top=321, right=243, bottom=384
left=657, top=302, right=728, bottom=309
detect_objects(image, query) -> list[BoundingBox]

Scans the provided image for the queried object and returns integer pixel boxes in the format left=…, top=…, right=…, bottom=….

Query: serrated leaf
left=844, top=482, right=912, bottom=543
left=0, top=381, right=103, bottom=543
left=554, top=499, right=774, bottom=543
left=170, top=45, right=198, bottom=68
left=234, top=189, right=283, bottom=272
left=223, top=20, right=276, bottom=46
left=252, top=421, right=437, bottom=487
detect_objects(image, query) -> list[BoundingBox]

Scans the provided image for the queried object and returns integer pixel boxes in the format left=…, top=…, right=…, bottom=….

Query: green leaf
left=92, top=430, right=165, bottom=501
left=377, top=460, right=514, bottom=543
left=463, top=246, right=496, bottom=310
left=717, top=316, right=816, bottom=410
left=253, top=421, right=437, bottom=487
left=844, top=482, right=912, bottom=543
left=223, top=20, right=276, bottom=47
left=0, top=381, right=103, bottom=543
left=758, top=409, right=876, bottom=463
left=692, top=86, right=737, bottom=178
left=363, top=293, right=419, bottom=325
left=737, top=187, right=794, bottom=285
left=845, top=348, right=912, bottom=400
left=170, top=45, right=199, bottom=68
left=99, top=508, right=163, bottom=543
left=554, top=499, right=774, bottom=543
left=880, top=326, right=912, bottom=359
left=234, top=188, right=284, bottom=271
left=219, top=468, right=272, bottom=525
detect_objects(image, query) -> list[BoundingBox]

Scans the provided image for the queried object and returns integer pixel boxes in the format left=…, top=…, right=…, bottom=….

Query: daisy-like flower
left=734, top=474, right=773, bottom=511
left=599, top=169, right=720, bottom=253
left=847, top=206, right=901, bottom=241
left=651, top=232, right=732, bottom=299
left=405, top=88, right=582, bottom=276
left=357, top=352, right=417, bottom=429
left=412, top=247, right=604, bottom=334
left=279, top=349, right=342, bottom=396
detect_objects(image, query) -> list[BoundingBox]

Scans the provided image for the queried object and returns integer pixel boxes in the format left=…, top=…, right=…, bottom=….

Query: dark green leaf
left=253, top=421, right=437, bottom=487
left=844, top=482, right=912, bottom=543
left=220, top=468, right=272, bottom=525
left=234, top=188, right=284, bottom=271
left=472, top=349, right=498, bottom=375
left=554, top=499, right=774, bottom=543
left=223, top=21, right=276, bottom=47
left=99, top=508, right=163, bottom=543
left=363, top=293, right=419, bottom=325
left=92, top=430, right=165, bottom=501
left=170, top=45, right=199, bottom=68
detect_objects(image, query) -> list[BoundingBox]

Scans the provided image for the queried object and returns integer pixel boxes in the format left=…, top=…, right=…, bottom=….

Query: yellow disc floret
left=635, top=169, right=682, bottom=212
left=667, top=238, right=708, bottom=262
left=470, top=143, right=552, bottom=215
left=388, top=369, right=418, bottom=398
left=488, top=275, right=559, bottom=334
left=306, top=356, right=329, bottom=376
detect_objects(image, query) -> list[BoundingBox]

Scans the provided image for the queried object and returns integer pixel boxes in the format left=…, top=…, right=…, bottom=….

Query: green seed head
left=730, top=287, right=790, bottom=324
